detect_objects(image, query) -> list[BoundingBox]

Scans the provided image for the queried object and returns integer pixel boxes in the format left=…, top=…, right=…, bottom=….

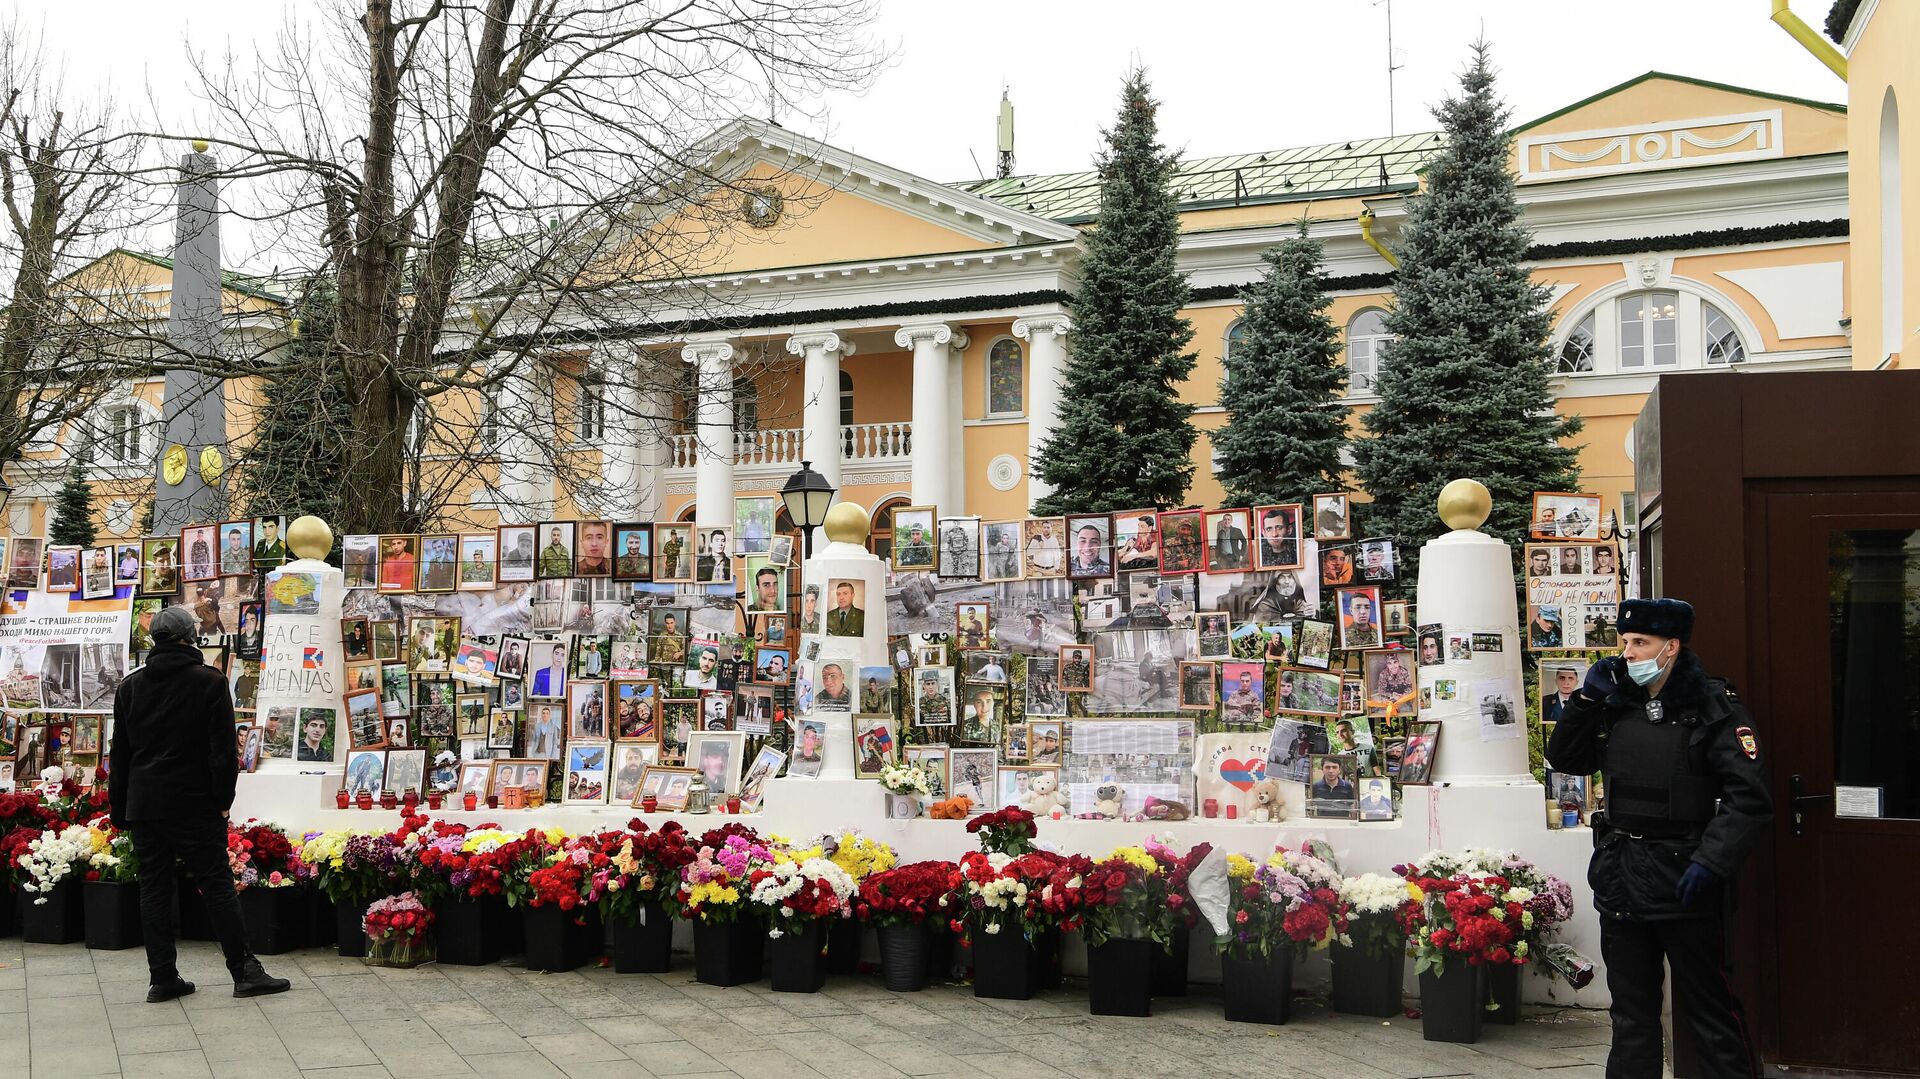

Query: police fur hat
left=1618, top=597, right=1693, bottom=642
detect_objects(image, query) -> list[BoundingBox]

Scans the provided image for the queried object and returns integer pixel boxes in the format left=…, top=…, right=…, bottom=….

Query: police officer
left=1544, top=598, right=1770, bottom=1079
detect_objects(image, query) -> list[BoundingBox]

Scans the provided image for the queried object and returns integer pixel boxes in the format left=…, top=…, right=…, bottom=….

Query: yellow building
left=1836, top=0, right=1916, bottom=369
left=6, top=72, right=1854, bottom=547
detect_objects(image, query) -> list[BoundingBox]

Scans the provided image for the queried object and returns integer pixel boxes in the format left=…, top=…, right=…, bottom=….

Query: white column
left=895, top=323, right=967, bottom=511
left=496, top=364, right=555, bottom=522
left=785, top=330, right=856, bottom=490
left=599, top=350, right=646, bottom=520
left=1012, top=314, right=1072, bottom=508
left=682, top=340, right=737, bottom=532
left=946, top=338, right=966, bottom=515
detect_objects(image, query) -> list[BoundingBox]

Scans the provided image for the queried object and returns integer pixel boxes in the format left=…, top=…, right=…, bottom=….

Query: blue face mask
left=1626, top=649, right=1670, bottom=686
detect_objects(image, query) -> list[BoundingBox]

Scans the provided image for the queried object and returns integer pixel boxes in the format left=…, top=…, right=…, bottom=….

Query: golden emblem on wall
left=161, top=445, right=188, bottom=486
left=198, top=446, right=225, bottom=484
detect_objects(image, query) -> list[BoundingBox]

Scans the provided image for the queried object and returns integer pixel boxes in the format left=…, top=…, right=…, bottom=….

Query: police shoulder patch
left=1735, top=725, right=1758, bottom=760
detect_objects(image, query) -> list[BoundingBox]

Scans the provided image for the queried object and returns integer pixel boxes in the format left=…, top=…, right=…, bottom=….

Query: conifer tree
left=1213, top=226, right=1348, bottom=507
left=237, top=281, right=354, bottom=524
left=1032, top=69, right=1197, bottom=514
left=1354, top=42, right=1581, bottom=568
left=48, top=459, right=97, bottom=547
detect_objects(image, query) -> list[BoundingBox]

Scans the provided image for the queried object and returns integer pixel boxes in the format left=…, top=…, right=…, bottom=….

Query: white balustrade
left=666, top=423, right=911, bottom=470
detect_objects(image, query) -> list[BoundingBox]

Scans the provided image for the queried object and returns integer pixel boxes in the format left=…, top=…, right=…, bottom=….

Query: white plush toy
left=1022, top=771, right=1068, bottom=817
left=1093, top=781, right=1126, bottom=819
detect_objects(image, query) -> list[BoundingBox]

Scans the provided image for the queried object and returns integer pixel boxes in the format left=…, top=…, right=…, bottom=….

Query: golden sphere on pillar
left=1437, top=479, right=1492, bottom=531
left=823, top=502, right=870, bottom=545
left=191, top=138, right=209, bottom=153
left=287, top=515, right=335, bottom=561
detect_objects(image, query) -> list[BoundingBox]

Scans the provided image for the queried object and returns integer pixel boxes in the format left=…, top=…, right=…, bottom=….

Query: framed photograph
left=562, top=742, right=611, bottom=804
left=1313, top=493, right=1352, bottom=541
left=385, top=747, right=428, bottom=796
left=693, top=526, right=732, bottom=584
left=378, top=663, right=412, bottom=714
left=342, top=749, right=387, bottom=795
left=378, top=535, right=419, bottom=593
left=755, top=613, right=788, bottom=648
left=1357, top=777, right=1395, bottom=821
left=653, top=524, right=693, bottom=582
left=487, top=709, right=520, bottom=751
left=1021, top=517, right=1066, bottom=578
left=217, top=521, right=254, bottom=577
left=612, top=522, right=653, bottom=581
left=1416, top=624, right=1445, bottom=667
left=341, top=534, right=380, bottom=589
left=768, top=534, right=796, bottom=569
left=236, top=602, right=264, bottom=659
left=912, top=666, right=955, bottom=726
left=180, top=525, right=217, bottom=583
left=407, top=616, right=459, bottom=674
left=452, top=634, right=499, bottom=686
left=742, top=556, right=785, bottom=614
left=609, top=743, right=659, bottom=804
left=981, top=519, right=1025, bottom=581
left=344, top=689, right=386, bottom=749
left=535, top=521, right=577, bottom=579
left=996, top=766, right=1056, bottom=811
left=788, top=719, right=828, bottom=778
left=1336, top=586, right=1383, bottom=650
left=903, top=743, right=950, bottom=801
left=249, top=516, right=287, bottom=570
left=341, top=618, right=372, bottom=662
left=525, top=637, right=570, bottom=698
left=113, top=542, right=142, bottom=587
left=1382, top=599, right=1411, bottom=637
left=1058, top=644, right=1093, bottom=692
left=825, top=578, right=866, bottom=637
left=1157, top=509, right=1204, bottom=574
left=1112, top=510, right=1160, bottom=573
left=1539, top=659, right=1590, bottom=725
left=1531, top=491, right=1601, bottom=541
left=687, top=730, right=746, bottom=795
left=963, top=650, right=1009, bottom=685
left=495, top=634, right=529, bottom=680
left=456, top=761, right=493, bottom=800
left=1361, top=650, right=1418, bottom=717
left=284, top=708, right=332, bottom=763
left=9, top=537, right=47, bottom=591
left=80, top=547, right=115, bottom=600
left=1025, top=720, right=1061, bottom=767
left=890, top=505, right=937, bottom=570
left=1319, top=544, right=1356, bottom=588
left=574, top=520, right=613, bottom=577
left=488, top=758, right=549, bottom=799
left=734, top=496, right=777, bottom=556
left=756, top=648, right=792, bottom=686
left=852, top=716, right=897, bottom=778
left=696, top=689, right=732, bottom=732
left=738, top=745, right=785, bottom=811
left=1220, top=661, right=1265, bottom=726
left=938, top=516, right=981, bottom=578
left=1179, top=661, right=1216, bottom=710
left=942, top=747, right=991, bottom=805
left=1399, top=721, right=1441, bottom=785
left=571, top=635, right=611, bottom=680
left=958, top=685, right=1002, bottom=745
left=1053, top=513, right=1110, bottom=579
left=1253, top=504, right=1304, bottom=570
left=455, top=533, right=497, bottom=591
left=1203, top=509, right=1252, bottom=573
left=494, top=524, right=536, bottom=582
left=610, top=679, right=658, bottom=742
left=38, top=545, right=74, bottom=592
left=567, top=681, right=608, bottom=740
left=637, top=765, right=697, bottom=810
left=733, top=684, right=774, bottom=734
left=1306, top=753, right=1359, bottom=819
left=1359, top=540, right=1397, bottom=583
left=454, top=693, right=488, bottom=737
left=953, top=602, right=992, bottom=650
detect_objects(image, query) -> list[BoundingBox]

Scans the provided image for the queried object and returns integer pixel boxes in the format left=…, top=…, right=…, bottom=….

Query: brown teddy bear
left=1247, top=778, right=1286, bottom=823
left=928, top=795, right=974, bottom=820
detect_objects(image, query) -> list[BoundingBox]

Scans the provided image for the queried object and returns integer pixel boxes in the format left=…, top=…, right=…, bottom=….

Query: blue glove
left=1580, top=657, right=1624, bottom=702
left=1676, top=862, right=1716, bottom=907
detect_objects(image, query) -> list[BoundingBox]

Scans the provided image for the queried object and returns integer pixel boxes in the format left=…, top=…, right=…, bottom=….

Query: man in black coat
left=1545, top=598, right=1770, bottom=1078
left=109, top=606, right=290, bottom=1003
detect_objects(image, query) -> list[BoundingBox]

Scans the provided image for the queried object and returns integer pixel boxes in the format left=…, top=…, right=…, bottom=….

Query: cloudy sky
left=13, top=0, right=1848, bottom=261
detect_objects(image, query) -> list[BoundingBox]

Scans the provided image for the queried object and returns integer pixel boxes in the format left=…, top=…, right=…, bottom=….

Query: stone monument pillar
left=254, top=515, right=348, bottom=772
left=153, top=143, right=229, bottom=531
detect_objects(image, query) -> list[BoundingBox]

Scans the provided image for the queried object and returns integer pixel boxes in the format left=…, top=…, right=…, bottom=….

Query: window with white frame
left=986, top=337, right=1023, bottom=416
left=733, top=375, right=759, bottom=432
left=1555, top=313, right=1596, bottom=373
left=1618, top=290, right=1679, bottom=369
left=94, top=404, right=148, bottom=464
left=1347, top=308, right=1392, bottom=394
left=1703, top=303, right=1746, bottom=365
left=1224, top=319, right=1251, bottom=363
left=839, top=370, right=854, bottom=426
left=480, top=382, right=503, bottom=447
left=577, top=373, right=607, bottom=440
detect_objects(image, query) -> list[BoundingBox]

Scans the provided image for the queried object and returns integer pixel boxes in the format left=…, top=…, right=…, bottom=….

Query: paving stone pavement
left=2, top=936, right=1617, bottom=1079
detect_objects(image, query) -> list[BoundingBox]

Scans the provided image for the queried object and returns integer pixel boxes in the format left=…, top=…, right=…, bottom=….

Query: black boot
left=146, top=976, right=196, bottom=1003
left=231, top=957, right=291, bottom=998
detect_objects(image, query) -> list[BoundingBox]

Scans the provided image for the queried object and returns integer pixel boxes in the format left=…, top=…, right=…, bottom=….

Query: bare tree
left=145, top=0, right=882, bottom=532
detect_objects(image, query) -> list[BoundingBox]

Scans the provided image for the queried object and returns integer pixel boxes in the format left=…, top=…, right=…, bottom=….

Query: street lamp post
left=779, top=460, right=836, bottom=561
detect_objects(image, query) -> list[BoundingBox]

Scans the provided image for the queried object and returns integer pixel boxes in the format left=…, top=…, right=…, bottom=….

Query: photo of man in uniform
left=575, top=522, right=612, bottom=576
left=1257, top=506, right=1299, bottom=569
left=826, top=580, right=865, bottom=637
left=220, top=527, right=251, bottom=576
left=894, top=520, right=933, bottom=568
left=252, top=517, right=286, bottom=570
left=1339, top=589, right=1381, bottom=649
left=817, top=662, right=852, bottom=711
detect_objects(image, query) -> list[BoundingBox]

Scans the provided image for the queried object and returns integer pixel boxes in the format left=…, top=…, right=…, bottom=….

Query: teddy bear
left=1092, top=781, right=1126, bottom=819
left=928, top=795, right=974, bottom=820
left=1246, top=777, right=1287, bottom=823
left=1022, top=771, right=1068, bottom=817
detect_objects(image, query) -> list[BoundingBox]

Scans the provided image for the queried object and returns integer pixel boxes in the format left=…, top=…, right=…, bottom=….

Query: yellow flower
left=1227, top=853, right=1256, bottom=880
left=1406, top=882, right=1424, bottom=903
left=1107, top=846, right=1159, bottom=875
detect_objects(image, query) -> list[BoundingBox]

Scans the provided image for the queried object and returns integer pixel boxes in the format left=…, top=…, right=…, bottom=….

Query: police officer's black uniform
left=1545, top=599, right=1771, bottom=1079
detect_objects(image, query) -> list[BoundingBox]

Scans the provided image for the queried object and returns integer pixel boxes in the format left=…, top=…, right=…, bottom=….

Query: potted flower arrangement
left=1215, top=844, right=1348, bottom=1025
left=1396, top=852, right=1521, bottom=1044
left=590, top=821, right=695, bottom=974
left=1079, top=845, right=1179, bottom=1017
left=820, top=830, right=895, bottom=973
left=1143, top=836, right=1211, bottom=997
left=855, top=859, right=959, bottom=992
left=0, top=790, right=62, bottom=937
left=954, top=848, right=1084, bottom=1000
left=415, top=822, right=536, bottom=966
left=301, top=828, right=416, bottom=957
left=1333, top=871, right=1416, bottom=1017
left=230, top=820, right=310, bottom=954
left=509, top=833, right=603, bottom=973
left=878, top=763, right=930, bottom=819
left=747, top=849, right=857, bottom=993
left=964, top=806, right=1037, bottom=856
left=1455, top=849, right=1580, bottom=1023
left=673, top=824, right=772, bottom=986
left=363, top=891, right=435, bottom=967
left=81, top=819, right=142, bottom=950
left=17, top=823, right=95, bottom=943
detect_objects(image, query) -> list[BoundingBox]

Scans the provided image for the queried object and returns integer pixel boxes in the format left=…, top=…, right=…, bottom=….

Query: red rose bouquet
left=746, top=856, right=857, bottom=937
left=1143, top=836, right=1213, bottom=929
left=363, top=891, right=435, bottom=967
left=1079, top=846, right=1177, bottom=948
left=590, top=821, right=697, bottom=926
left=964, top=807, right=1037, bottom=856
left=855, top=860, right=960, bottom=929
left=228, top=820, right=305, bottom=890
left=1217, top=845, right=1351, bottom=961
left=953, top=849, right=1085, bottom=940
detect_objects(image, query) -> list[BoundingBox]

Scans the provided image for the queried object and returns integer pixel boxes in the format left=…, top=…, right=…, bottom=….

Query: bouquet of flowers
left=673, top=826, right=771, bottom=924
left=362, top=891, right=435, bottom=967
left=1079, top=845, right=1178, bottom=948
left=964, top=806, right=1037, bottom=856
left=822, top=830, right=896, bottom=884
left=301, top=828, right=416, bottom=907
left=746, top=856, right=857, bottom=937
left=1216, top=846, right=1350, bottom=960
left=855, top=860, right=960, bottom=929
left=228, top=820, right=306, bottom=890
left=413, top=822, right=541, bottom=904
left=590, top=821, right=697, bottom=926
left=878, top=764, right=930, bottom=798
left=1339, top=872, right=1416, bottom=959
left=1143, top=836, right=1213, bottom=930
left=526, top=848, right=592, bottom=911
left=0, top=790, right=62, bottom=890
left=18, top=824, right=95, bottom=903
left=82, top=820, right=138, bottom=885
left=953, top=849, right=1084, bottom=940
left=1394, top=848, right=1586, bottom=981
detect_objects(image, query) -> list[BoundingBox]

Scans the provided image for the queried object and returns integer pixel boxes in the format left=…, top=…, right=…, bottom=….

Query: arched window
left=986, top=337, right=1023, bottom=417
left=1882, top=88, right=1904, bottom=361
left=869, top=496, right=910, bottom=559
left=1555, top=313, right=1596, bottom=373
left=1346, top=309, right=1392, bottom=394
left=1703, top=304, right=1746, bottom=365
left=1617, top=290, right=1679, bottom=369
left=839, top=370, right=854, bottom=427
left=1224, top=319, right=1251, bottom=363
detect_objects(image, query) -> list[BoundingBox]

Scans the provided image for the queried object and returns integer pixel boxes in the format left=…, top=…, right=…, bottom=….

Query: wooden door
left=1756, top=489, right=1920, bottom=1074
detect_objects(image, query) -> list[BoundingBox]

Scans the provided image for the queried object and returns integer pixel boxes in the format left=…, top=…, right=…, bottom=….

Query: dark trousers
left=131, top=815, right=253, bottom=983
left=1601, top=914, right=1756, bottom=1079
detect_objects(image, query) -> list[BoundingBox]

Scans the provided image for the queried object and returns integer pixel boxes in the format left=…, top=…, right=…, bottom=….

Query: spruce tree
left=1213, top=226, right=1348, bottom=507
left=1354, top=42, right=1581, bottom=572
left=48, top=459, right=97, bottom=547
left=1032, top=69, right=1197, bottom=514
left=237, top=280, right=354, bottom=523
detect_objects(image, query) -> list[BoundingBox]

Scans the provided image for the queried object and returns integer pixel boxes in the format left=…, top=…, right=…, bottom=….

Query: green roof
left=113, top=249, right=295, bottom=304
left=957, top=131, right=1445, bottom=221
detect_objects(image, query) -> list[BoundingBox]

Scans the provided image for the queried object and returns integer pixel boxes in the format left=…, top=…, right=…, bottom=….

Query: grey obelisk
left=152, top=146, right=228, bottom=532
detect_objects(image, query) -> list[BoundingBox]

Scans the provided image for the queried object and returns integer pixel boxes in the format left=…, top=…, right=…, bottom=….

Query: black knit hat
left=1618, top=598, right=1693, bottom=642
left=150, top=606, right=199, bottom=644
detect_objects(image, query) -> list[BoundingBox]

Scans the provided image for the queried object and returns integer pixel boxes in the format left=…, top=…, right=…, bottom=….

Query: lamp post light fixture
left=779, top=459, right=836, bottom=559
